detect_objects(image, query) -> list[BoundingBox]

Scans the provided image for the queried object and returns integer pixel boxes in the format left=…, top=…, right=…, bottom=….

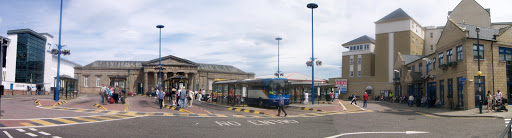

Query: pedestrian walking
left=350, top=94, right=357, bottom=105
left=408, top=95, right=414, bottom=107
left=330, top=91, right=334, bottom=103
left=188, top=89, right=194, bottom=107
left=304, top=92, right=309, bottom=105
left=276, top=94, right=287, bottom=117
left=179, top=87, right=187, bottom=108
left=99, top=84, right=106, bottom=104
left=198, top=89, right=202, bottom=102
left=363, top=92, right=369, bottom=108
left=487, top=91, right=494, bottom=112
left=157, top=88, right=165, bottom=109
left=171, top=87, right=176, bottom=104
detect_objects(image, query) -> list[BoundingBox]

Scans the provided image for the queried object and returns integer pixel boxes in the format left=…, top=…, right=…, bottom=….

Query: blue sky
left=1, top=0, right=511, bottom=79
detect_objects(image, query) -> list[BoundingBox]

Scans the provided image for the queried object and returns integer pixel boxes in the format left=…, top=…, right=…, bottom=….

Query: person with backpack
left=350, top=94, right=357, bottom=105
left=179, top=87, right=187, bottom=108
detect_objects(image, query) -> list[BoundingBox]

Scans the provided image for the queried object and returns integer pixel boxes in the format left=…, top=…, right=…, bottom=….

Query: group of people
left=153, top=87, right=213, bottom=109
left=486, top=90, right=504, bottom=112
left=99, top=84, right=126, bottom=105
left=349, top=92, right=369, bottom=108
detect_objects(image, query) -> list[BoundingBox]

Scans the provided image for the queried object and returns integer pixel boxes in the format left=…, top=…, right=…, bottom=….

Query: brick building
left=74, top=55, right=254, bottom=94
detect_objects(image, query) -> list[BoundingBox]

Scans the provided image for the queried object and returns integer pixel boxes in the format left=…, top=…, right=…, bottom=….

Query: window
left=440, top=80, right=445, bottom=105
left=407, top=66, right=411, bottom=71
left=430, top=32, right=433, bottom=38
left=456, top=45, right=463, bottom=61
left=431, top=45, right=433, bottom=50
left=412, top=65, right=416, bottom=72
left=350, top=71, right=354, bottom=77
left=350, top=59, right=354, bottom=65
left=419, top=63, right=423, bottom=73
left=447, top=49, right=453, bottom=63
left=427, top=62, right=432, bottom=73
left=448, top=79, right=453, bottom=99
left=433, top=58, right=436, bottom=69
left=438, top=52, right=444, bottom=67
left=357, top=71, right=361, bottom=77
left=96, top=76, right=101, bottom=87
left=84, top=76, right=88, bottom=87
left=473, top=44, right=484, bottom=59
left=365, top=44, right=369, bottom=49
left=357, top=57, right=362, bottom=64
left=499, top=47, right=512, bottom=61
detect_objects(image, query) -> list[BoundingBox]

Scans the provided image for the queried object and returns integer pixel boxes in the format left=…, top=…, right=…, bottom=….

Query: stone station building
left=74, top=55, right=254, bottom=94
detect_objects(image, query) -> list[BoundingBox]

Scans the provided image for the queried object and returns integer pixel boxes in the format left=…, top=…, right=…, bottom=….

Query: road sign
left=458, top=78, right=467, bottom=81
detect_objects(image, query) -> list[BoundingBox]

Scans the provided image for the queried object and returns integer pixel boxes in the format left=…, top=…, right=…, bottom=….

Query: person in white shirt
left=198, top=89, right=202, bottom=101
left=304, top=92, right=309, bottom=105
left=497, top=90, right=502, bottom=104
left=202, top=89, right=206, bottom=101
left=408, top=95, right=414, bottom=107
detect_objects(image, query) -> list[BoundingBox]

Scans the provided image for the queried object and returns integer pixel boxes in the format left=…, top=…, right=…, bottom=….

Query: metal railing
left=501, top=117, right=512, bottom=138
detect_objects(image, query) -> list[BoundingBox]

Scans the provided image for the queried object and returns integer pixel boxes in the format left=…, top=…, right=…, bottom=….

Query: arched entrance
left=165, top=75, right=189, bottom=90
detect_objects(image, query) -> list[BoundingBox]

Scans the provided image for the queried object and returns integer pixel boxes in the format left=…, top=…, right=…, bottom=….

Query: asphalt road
left=3, top=111, right=503, bottom=138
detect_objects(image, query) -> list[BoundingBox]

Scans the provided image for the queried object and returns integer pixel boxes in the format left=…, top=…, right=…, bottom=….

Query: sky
left=1, top=0, right=511, bottom=80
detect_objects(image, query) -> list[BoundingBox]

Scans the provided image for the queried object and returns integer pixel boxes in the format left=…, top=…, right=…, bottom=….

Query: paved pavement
left=0, top=95, right=508, bottom=137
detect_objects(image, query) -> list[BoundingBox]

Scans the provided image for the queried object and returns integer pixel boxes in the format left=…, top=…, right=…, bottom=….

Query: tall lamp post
left=476, top=27, right=482, bottom=114
left=156, top=25, right=164, bottom=89
left=275, top=37, right=282, bottom=78
left=55, top=0, right=64, bottom=101
left=307, top=3, right=318, bottom=104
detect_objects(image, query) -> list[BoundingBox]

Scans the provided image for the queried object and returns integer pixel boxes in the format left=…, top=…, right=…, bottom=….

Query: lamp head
left=156, top=25, right=165, bottom=28
left=476, top=27, right=480, bottom=33
left=307, top=3, right=318, bottom=9
left=276, top=37, right=282, bottom=41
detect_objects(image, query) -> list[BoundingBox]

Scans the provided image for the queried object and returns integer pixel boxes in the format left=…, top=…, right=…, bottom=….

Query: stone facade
left=74, top=55, right=254, bottom=94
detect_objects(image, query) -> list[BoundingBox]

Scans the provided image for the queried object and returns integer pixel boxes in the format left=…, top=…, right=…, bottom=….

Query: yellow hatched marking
left=163, top=113, right=174, bottom=116
left=243, top=110, right=251, bottom=113
left=216, top=115, right=228, bottom=117
left=416, top=112, right=441, bottom=118
left=391, top=110, right=399, bottom=112
left=122, top=112, right=138, bottom=116
left=197, top=114, right=209, bottom=117
left=53, top=118, right=79, bottom=124
left=89, top=116, right=113, bottom=120
left=31, top=120, right=57, bottom=126
left=365, top=110, right=374, bottom=112
left=73, top=118, right=97, bottom=122
left=178, top=114, right=190, bottom=117
left=20, top=123, right=35, bottom=126
left=107, top=111, right=120, bottom=114
left=106, top=115, right=127, bottom=119
left=144, top=113, right=155, bottom=116
left=235, top=109, right=242, bottom=112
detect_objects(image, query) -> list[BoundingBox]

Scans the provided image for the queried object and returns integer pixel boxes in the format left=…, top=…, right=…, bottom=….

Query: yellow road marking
left=89, top=116, right=113, bottom=120
left=416, top=112, right=441, bottom=118
left=53, top=118, right=79, bottom=124
left=197, top=114, right=209, bottom=117
left=31, top=120, right=57, bottom=126
left=20, top=123, right=35, bottom=126
left=73, top=117, right=97, bottom=122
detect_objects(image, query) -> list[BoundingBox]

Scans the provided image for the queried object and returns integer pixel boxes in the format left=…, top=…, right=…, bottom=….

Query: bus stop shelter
left=54, top=75, right=78, bottom=100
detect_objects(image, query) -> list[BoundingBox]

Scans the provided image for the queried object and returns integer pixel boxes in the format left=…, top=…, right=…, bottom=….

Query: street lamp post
left=307, top=3, right=318, bottom=104
left=55, top=0, right=64, bottom=102
left=276, top=37, right=282, bottom=78
left=156, top=25, right=164, bottom=89
left=476, top=27, right=482, bottom=114
left=423, top=58, right=431, bottom=108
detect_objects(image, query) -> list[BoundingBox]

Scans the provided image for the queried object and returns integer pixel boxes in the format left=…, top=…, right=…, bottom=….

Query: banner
left=336, top=79, right=347, bottom=94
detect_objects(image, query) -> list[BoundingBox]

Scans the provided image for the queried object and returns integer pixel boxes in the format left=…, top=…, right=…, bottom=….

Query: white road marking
left=53, top=136, right=62, bottom=138
left=353, top=103, right=365, bottom=111
left=38, top=131, right=52, bottom=135
left=28, top=128, right=38, bottom=131
left=338, top=101, right=347, bottom=111
left=505, top=119, right=511, bottom=121
left=16, top=129, right=26, bottom=132
left=2, top=131, right=14, bottom=138
left=25, top=132, right=38, bottom=137
left=325, top=131, right=430, bottom=138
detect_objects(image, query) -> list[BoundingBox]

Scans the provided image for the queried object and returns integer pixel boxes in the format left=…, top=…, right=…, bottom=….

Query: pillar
left=144, top=72, right=148, bottom=94
left=154, top=72, right=158, bottom=89
left=163, top=72, right=168, bottom=91
left=190, top=73, right=195, bottom=91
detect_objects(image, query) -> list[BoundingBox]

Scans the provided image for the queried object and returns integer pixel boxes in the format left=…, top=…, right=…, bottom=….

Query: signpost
left=336, top=79, right=347, bottom=95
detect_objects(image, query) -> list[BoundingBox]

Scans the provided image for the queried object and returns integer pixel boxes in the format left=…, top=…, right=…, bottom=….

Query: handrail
left=500, top=117, right=512, bottom=138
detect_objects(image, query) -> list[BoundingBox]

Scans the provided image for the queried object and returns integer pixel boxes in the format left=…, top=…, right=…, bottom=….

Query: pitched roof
left=458, top=23, right=499, bottom=41
left=143, top=55, right=198, bottom=66
left=83, top=61, right=144, bottom=68
left=198, top=63, right=250, bottom=74
left=375, top=8, right=411, bottom=23
left=402, top=55, right=424, bottom=65
left=342, top=35, right=375, bottom=46
left=255, top=72, right=326, bottom=82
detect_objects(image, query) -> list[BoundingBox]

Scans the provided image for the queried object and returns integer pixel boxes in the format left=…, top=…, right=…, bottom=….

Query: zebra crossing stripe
left=25, top=132, right=38, bottom=137
left=3, top=131, right=13, bottom=138
left=38, top=131, right=51, bottom=136
left=16, top=129, right=26, bottom=132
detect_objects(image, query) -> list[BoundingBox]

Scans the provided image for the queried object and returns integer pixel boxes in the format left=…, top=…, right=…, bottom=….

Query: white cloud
left=1, top=0, right=511, bottom=79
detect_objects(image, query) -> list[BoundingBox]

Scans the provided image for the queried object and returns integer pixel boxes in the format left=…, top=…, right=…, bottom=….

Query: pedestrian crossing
left=505, top=119, right=511, bottom=127
left=2, top=128, right=60, bottom=138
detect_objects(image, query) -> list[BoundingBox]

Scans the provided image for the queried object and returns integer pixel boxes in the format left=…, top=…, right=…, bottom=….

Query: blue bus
left=213, top=78, right=290, bottom=107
